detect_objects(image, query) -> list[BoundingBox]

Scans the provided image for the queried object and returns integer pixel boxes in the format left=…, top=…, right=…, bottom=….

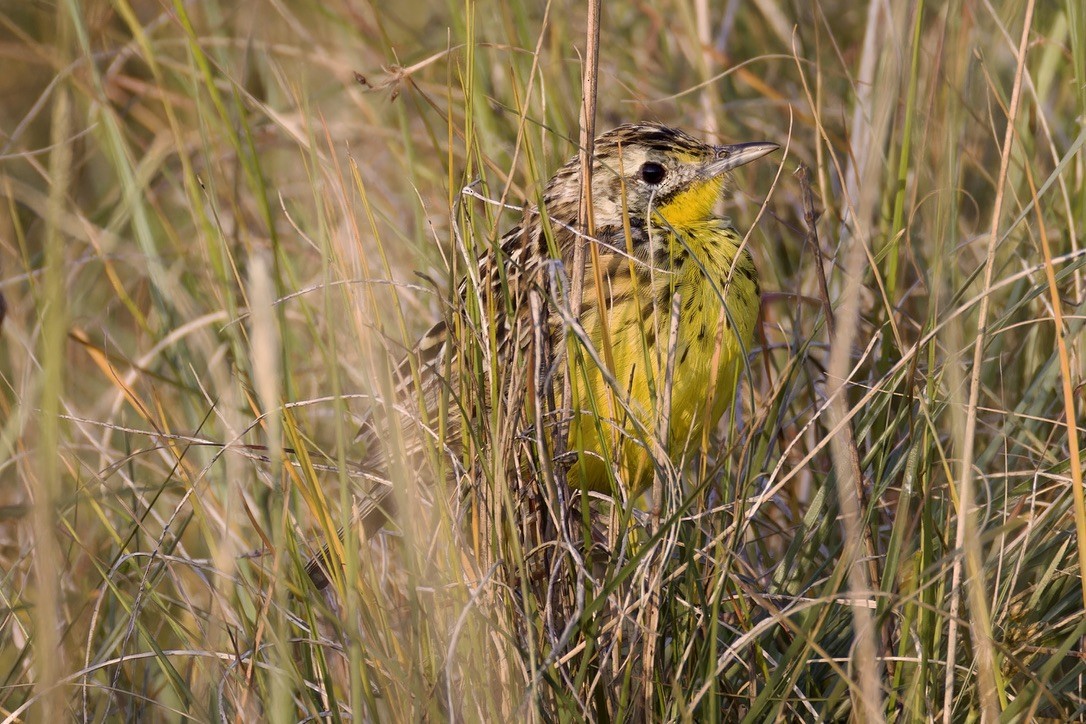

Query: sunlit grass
left=2, top=0, right=1085, bottom=720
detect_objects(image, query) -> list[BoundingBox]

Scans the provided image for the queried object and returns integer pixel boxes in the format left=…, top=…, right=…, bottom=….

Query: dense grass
left=2, top=0, right=1085, bottom=720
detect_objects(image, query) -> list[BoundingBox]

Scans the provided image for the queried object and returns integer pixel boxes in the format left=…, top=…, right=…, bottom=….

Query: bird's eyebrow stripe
left=643, top=142, right=681, bottom=153
left=600, top=128, right=705, bottom=156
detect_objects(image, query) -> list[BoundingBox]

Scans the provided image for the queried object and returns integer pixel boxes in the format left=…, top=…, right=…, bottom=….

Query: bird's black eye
left=640, top=161, right=667, bottom=185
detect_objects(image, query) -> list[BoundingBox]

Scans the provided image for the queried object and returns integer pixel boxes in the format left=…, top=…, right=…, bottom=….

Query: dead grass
left=2, top=0, right=1085, bottom=720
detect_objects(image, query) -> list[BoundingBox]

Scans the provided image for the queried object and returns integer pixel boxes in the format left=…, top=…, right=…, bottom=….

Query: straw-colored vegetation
left=2, top=0, right=1085, bottom=720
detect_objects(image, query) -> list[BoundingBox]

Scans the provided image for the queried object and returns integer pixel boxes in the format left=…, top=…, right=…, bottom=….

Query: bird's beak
left=704, top=141, right=779, bottom=177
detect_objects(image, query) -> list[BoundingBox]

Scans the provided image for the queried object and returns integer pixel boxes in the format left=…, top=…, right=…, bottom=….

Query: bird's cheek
left=590, top=197, right=622, bottom=226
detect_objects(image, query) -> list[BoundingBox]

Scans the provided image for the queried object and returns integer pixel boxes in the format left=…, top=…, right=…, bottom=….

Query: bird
left=306, top=123, right=778, bottom=589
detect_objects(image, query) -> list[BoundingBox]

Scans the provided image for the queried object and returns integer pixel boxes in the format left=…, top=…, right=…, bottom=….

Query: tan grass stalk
left=944, top=1, right=1035, bottom=720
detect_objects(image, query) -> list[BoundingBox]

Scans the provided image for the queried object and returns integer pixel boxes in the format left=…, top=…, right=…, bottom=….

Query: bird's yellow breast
left=567, top=220, right=759, bottom=495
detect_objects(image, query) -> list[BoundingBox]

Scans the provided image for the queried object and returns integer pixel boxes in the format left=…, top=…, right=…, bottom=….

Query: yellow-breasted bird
left=307, top=123, right=777, bottom=588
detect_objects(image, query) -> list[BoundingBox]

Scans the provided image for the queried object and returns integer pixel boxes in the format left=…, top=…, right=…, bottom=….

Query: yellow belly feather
left=568, top=221, right=759, bottom=494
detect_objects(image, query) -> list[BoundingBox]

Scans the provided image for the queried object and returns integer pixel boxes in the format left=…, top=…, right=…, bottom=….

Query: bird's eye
left=640, top=161, right=667, bottom=185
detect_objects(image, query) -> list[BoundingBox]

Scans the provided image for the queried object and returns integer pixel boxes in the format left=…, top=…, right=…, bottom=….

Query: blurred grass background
left=2, top=0, right=1085, bottom=720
